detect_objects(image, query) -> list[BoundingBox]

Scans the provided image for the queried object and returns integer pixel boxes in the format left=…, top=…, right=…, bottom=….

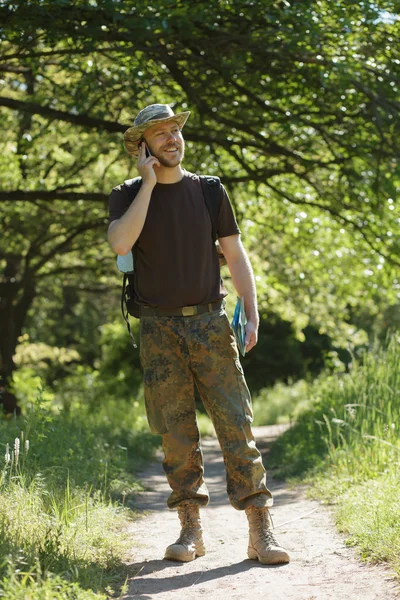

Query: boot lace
left=254, top=509, right=279, bottom=548
left=176, top=503, right=202, bottom=547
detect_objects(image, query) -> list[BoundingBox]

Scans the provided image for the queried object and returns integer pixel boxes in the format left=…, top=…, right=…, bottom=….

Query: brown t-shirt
left=108, top=170, right=240, bottom=308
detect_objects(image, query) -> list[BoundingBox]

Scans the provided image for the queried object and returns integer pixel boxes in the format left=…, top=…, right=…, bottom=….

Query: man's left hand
left=244, top=320, right=258, bottom=353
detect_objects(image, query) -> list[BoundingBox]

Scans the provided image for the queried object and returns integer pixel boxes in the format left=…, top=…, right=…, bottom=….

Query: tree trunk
left=0, top=255, right=36, bottom=389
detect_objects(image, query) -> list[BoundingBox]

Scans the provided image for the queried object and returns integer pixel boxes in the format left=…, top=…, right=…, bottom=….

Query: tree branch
left=0, top=190, right=108, bottom=202
left=265, top=182, right=400, bottom=267
left=32, top=219, right=106, bottom=271
left=0, top=96, right=128, bottom=133
left=36, top=261, right=111, bottom=279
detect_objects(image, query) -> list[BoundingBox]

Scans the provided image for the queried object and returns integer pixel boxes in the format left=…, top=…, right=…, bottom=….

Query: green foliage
left=269, top=334, right=400, bottom=574
left=0, top=479, right=128, bottom=590
left=335, top=474, right=400, bottom=576
left=0, top=381, right=158, bottom=598
left=7, top=379, right=155, bottom=495
left=95, top=321, right=142, bottom=401
left=241, top=312, right=352, bottom=392
left=270, top=335, right=400, bottom=478
left=0, top=561, right=109, bottom=600
left=252, top=380, right=311, bottom=426
left=13, top=319, right=143, bottom=413
left=1, top=0, right=399, bottom=385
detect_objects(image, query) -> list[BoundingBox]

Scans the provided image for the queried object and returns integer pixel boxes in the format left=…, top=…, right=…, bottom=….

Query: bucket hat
left=123, top=104, right=190, bottom=156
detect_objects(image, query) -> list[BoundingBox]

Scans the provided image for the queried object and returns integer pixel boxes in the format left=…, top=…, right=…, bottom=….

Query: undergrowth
left=0, top=383, right=159, bottom=599
left=269, top=335, right=400, bottom=577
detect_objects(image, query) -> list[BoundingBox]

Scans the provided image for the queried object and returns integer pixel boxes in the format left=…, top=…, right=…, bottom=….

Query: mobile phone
left=141, top=140, right=152, bottom=158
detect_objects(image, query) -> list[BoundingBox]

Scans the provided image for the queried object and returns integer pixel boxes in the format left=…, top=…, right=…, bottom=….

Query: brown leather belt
left=139, top=300, right=224, bottom=317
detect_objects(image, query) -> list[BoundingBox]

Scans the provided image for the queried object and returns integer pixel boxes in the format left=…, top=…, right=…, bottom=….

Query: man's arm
left=218, top=234, right=259, bottom=352
left=107, top=143, right=160, bottom=255
left=108, top=181, right=155, bottom=255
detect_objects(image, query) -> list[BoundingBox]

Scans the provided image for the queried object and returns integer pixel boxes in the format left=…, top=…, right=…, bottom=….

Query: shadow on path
left=124, top=424, right=399, bottom=600
left=126, top=557, right=287, bottom=597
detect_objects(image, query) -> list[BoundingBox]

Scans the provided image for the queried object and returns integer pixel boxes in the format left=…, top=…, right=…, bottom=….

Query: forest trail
left=123, top=425, right=399, bottom=600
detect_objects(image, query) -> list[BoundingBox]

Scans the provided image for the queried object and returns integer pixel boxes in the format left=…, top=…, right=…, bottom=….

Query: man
left=108, top=104, right=290, bottom=565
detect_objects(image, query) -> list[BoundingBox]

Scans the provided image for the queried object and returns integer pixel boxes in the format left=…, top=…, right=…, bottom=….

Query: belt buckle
left=182, top=306, right=196, bottom=316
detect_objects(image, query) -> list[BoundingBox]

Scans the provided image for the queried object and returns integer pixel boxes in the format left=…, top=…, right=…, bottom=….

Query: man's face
left=143, top=120, right=185, bottom=167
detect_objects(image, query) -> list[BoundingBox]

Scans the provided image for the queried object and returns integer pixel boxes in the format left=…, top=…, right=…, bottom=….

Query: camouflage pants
left=139, top=308, right=273, bottom=511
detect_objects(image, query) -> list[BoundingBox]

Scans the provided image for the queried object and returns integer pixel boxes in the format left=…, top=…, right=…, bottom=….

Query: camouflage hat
left=123, top=104, right=190, bottom=156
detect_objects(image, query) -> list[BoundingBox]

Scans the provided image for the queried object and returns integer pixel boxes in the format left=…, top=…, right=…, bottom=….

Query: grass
left=268, top=335, right=400, bottom=577
left=0, top=381, right=159, bottom=599
left=335, top=474, right=400, bottom=573
left=0, top=564, right=108, bottom=600
left=4, top=332, right=399, bottom=595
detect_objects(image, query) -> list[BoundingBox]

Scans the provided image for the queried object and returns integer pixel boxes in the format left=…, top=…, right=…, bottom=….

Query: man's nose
left=166, top=131, right=178, bottom=143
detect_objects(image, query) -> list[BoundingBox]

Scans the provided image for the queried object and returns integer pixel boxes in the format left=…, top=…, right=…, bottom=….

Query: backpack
left=116, top=175, right=226, bottom=347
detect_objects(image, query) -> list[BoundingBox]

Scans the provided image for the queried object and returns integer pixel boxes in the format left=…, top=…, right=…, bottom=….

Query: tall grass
left=0, top=382, right=159, bottom=599
left=269, top=334, right=400, bottom=576
left=271, top=335, right=400, bottom=481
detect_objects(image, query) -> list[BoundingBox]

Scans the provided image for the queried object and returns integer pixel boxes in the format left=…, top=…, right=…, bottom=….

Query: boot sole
left=248, top=547, right=290, bottom=565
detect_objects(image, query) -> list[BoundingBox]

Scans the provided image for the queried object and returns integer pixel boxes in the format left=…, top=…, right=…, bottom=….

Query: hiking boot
left=164, top=502, right=206, bottom=562
left=245, top=505, right=290, bottom=565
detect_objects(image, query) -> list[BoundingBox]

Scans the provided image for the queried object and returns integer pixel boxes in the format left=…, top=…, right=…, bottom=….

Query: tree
left=0, top=0, right=399, bottom=385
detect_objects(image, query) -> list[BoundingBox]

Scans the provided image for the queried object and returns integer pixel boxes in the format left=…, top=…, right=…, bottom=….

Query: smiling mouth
left=164, top=147, right=179, bottom=153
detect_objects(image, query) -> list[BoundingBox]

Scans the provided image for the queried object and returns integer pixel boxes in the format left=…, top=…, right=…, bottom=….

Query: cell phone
left=141, top=140, right=152, bottom=158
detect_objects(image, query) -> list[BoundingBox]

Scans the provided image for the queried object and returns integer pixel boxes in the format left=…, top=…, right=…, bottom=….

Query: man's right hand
left=137, top=142, right=160, bottom=187
left=107, top=143, right=159, bottom=255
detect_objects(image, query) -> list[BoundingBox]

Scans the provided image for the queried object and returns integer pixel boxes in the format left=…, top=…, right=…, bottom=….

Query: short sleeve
left=217, top=185, right=241, bottom=238
left=108, top=185, right=130, bottom=224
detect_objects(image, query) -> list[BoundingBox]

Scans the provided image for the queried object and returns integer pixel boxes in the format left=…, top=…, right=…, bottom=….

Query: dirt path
left=124, top=425, right=399, bottom=600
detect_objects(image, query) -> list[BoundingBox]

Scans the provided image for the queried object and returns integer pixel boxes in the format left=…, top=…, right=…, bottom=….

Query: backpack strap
left=121, top=274, right=138, bottom=348
left=199, top=175, right=222, bottom=242
left=120, top=177, right=142, bottom=277
left=116, top=176, right=143, bottom=274
left=118, top=178, right=143, bottom=346
left=123, top=176, right=143, bottom=196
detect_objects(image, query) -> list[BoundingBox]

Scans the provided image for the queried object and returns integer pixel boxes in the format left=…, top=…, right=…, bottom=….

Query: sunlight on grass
left=269, top=335, right=400, bottom=577
left=336, top=474, right=400, bottom=576
left=0, top=382, right=157, bottom=599
left=0, top=563, right=109, bottom=600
